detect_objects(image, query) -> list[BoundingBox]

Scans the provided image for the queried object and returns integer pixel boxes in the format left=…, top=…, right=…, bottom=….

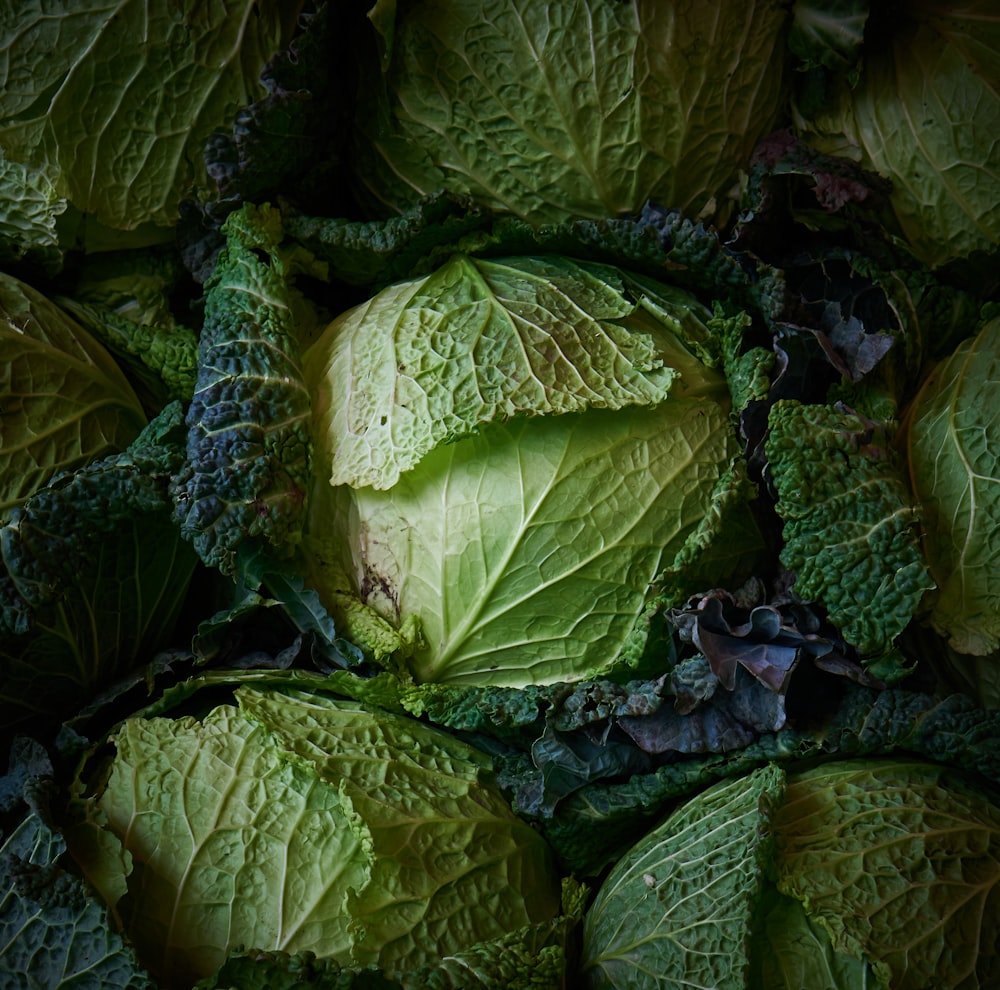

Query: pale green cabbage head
left=352, top=0, right=790, bottom=224
left=67, top=685, right=561, bottom=988
left=301, top=254, right=755, bottom=687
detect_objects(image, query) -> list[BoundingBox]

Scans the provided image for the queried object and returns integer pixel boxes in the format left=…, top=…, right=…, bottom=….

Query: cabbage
left=301, top=253, right=758, bottom=687
left=906, top=314, right=1000, bottom=658
left=0, top=271, right=146, bottom=516
left=794, top=0, right=1000, bottom=270
left=581, top=759, right=1000, bottom=988
left=351, top=0, right=790, bottom=225
left=66, top=685, right=562, bottom=989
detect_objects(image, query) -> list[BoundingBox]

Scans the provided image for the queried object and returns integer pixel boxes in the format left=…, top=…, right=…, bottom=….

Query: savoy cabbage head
left=301, top=253, right=759, bottom=687
left=351, top=0, right=790, bottom=225
left=581, top=759, right=1000, bottom=989
left=66, top=684, right=563, bottom=989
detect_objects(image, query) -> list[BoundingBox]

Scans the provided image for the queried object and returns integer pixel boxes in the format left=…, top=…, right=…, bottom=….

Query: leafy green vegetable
left=66, top=686, right=561, bottom=988
left=0, top=0, right=301, bottom=233
left=580, top=763, right=785, bottom=988
left=766, top=399, right=932, bottom=666
left=302, top=253, right=759, bottom=686
left=793, top=1, right=1000, bottom=272
left=906, top=314, right=1000, bottom=657
left=773, top=759, right=1000, bottom=988
left=172, top=203, right=313, bottom=574
left=0, top=271, right=146, bottom=516
left=0, top=813, right=155, bottom=990
left=0, top=403, right=198, bottom=730
left=581, top=758, right=1000, bottom=989
left=352, top=0, right=790, bottom=225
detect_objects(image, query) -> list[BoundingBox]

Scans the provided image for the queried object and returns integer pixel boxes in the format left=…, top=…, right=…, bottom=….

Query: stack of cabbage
left=1, top=2, right=1000, bottom=989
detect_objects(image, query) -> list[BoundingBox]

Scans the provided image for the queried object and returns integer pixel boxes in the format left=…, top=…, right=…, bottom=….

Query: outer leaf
left=352, top=0, right=790, bottom=225
left=579, top=763, right=785, bottom=989
left=0, top=403, right=198, bottom=730
left=240, top=687, right=562, bottom=972
left=305, top=254, right=719, bottom=491
left=906, top=316, right=1000, bottom=655
left=795, top=2, right=1000, bottom=269
left=765, top=399, right=932, bottom=660
left=752, top=888, right=886, bottom=989
left=774, top=760, right=1000, bottom=989
left=172, top=203, right=312, bottom=574
left=0, top=147, right=65, bottom=272
left=0, top=271, right=145, bottom=516
left=73, top=704, right=369, bottom=989
left=0, top=0, right=301, bottom=230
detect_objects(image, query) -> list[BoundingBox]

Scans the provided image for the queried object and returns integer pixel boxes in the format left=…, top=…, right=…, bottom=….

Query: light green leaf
left=67, top=687, right=560, bottom=987
left=76, top=704, right=368, bottom=989
left=0, top=0, right=300, bottom=230
left=306, top=254, right=719, bottom=491
left=239, top=686, right=562, bottom=971
left=306, top=400, right=736, bottom=688
left=580, top=763, right=785, bottom=989
left=0, top=147, right=65, bottom=271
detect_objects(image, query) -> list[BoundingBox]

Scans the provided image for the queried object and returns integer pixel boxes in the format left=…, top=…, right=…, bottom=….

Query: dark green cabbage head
left=352, top=0, right=790, bottom=225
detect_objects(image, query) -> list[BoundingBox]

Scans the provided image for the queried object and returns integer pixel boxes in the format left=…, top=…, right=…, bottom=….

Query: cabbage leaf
left=906, top=315, right=1000, bottom=655
left=67, top=686, right=560, bottom=988
left=0, top=271, right=146, bottom=516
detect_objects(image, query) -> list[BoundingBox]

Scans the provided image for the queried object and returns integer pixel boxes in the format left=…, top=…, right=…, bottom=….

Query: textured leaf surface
left=0, top=813, right=154, bottom=989
left=82, top=704, right=367, bottom=989
left=305, top=254, right=719, bottom=491
left=775, top=760, right=1000, bottom=990
left=906, top=316, right=1000, bottom=654
left=0, top=403, right=197, bottom=730
left=353, top=0, right=789, bottom=223
left=0, top=272, right=145, bottom=515
left=173, top=204, right=311, bottom=573
left=69, top=687, right=560, bottom=986
left=579, top=764, right=784, bottom=989
left=766, top=399, right=932, bottom=658
left=306, top=400, right=736, bottom=687
left=240, top=687, right=562, bottom=971
left=0, top=0, right=300, bottom=229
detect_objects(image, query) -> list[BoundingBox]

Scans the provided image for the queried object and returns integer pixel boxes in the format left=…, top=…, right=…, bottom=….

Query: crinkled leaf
left=906, top=316, right=1000, bottom=655
left=0, top=0, right=300, bottom=230
left=0, top=148, right=65, bottom=273
left=308, top=401, right=736, bottom=688
left=0, top=403, right=197, bottom=731
left=774, top=760, right=1000, bottom=989
left=239, top=687, right=562, bottom=972
left=306, top=253, right=718, bottom=491
left=580, top=764, right=785, bottom=989
left=752, top=887, right=886, bottom=989
left=351, top=0, right=789, bottom=225
left=766, top=399, right=932, bottom=660
left=794, top=3, right=1000, bottom=270
left=0, top=813, right=155, bottom=989
left=0, top=271, right=145, bottom=516
left=172, top=203, right=311, bottom=574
